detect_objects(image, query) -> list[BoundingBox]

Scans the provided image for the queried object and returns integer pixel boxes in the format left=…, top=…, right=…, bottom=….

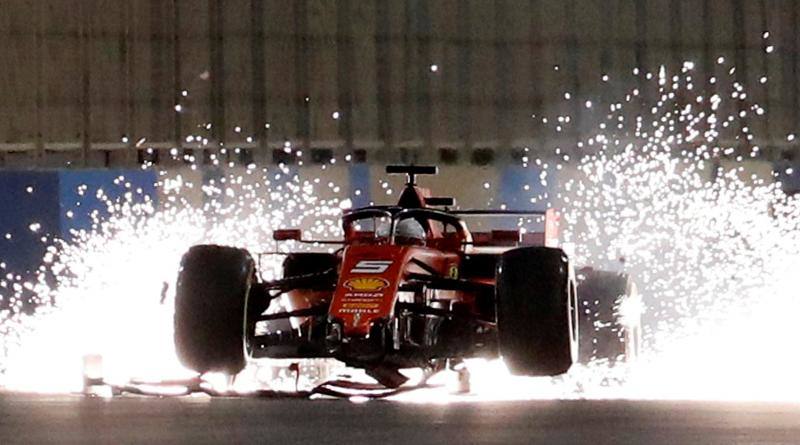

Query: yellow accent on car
left=344, top=277, right=389, bottom=291
left=448, top=265, right=459, bottom=279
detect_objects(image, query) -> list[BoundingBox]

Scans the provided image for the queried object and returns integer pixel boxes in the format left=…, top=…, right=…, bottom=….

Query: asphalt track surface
left=2, top=394, right=800, bottom=444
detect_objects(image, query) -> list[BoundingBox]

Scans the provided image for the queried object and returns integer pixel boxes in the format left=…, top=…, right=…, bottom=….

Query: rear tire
left=577, top=269, right=642, bottom=364
left=496, top=247, right=578, bottom=376
left=174, top=245, right=254, bottom=375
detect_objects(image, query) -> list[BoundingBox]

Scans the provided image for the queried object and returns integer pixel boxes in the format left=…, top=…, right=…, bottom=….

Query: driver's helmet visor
left=392, top=218, right=425, bottom=244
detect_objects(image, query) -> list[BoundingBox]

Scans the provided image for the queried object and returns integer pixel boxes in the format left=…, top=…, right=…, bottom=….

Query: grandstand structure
left=0, top=0, right=797, bottom=168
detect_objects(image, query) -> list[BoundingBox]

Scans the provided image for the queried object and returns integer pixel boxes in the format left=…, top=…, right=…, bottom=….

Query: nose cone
left=329, top=245, right=408, bottom=336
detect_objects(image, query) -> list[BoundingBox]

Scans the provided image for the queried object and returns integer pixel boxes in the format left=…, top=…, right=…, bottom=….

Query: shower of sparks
left=0, top=166, right=347, bottom=393
left=558, top=63, right=800, bottom=401
left=0, top=56, right=799, bottom=403
left=393, top=60, right=800, bottom=403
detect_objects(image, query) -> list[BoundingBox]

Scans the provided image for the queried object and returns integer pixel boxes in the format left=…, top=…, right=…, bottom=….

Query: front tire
left=174, top=245, right=254, bottom=375
left=496, top=247, right=578, bottom=376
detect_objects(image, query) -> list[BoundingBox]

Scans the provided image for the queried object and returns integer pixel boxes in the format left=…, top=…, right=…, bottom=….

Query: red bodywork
left=330, top=245, right=460, bottom=336
left=253, top=171, right=561, bottom=384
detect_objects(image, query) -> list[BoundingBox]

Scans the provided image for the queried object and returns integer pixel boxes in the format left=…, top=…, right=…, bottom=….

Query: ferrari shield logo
left=448, top=264, right=459, bottom=279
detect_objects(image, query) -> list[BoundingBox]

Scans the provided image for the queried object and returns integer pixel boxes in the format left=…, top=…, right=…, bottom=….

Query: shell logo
left=344, top=277, right=389, bottom=291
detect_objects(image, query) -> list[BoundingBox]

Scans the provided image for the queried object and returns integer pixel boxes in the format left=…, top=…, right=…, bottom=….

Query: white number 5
left=352, top=260, right=392, bottom=274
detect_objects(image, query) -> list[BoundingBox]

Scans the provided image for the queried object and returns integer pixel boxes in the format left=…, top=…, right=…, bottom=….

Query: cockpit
left=342, top=207, right=471, bottom=251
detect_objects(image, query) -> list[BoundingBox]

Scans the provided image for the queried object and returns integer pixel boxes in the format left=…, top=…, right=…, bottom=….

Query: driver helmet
left=394, top=219, right=425, bottom=245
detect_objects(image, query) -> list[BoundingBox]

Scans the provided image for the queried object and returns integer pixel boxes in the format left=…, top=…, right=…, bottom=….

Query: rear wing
left=453, top=208, right=560, bottom=248
left=386, top=165, right=437, bottom=185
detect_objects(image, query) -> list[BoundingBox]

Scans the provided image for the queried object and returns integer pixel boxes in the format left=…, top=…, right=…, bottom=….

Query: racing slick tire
left=577, top=269, right=642, bottom=364
left=496, top=247, right=578, bottom=376
left=174, top=244, right=255, bottom=375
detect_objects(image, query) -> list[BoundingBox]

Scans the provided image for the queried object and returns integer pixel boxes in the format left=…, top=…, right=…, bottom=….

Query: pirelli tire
left=496, top=247, right=578, bottom=376
left=577, top=269, right=642, bottom=364
left=174, top=245, right=255, bottom=376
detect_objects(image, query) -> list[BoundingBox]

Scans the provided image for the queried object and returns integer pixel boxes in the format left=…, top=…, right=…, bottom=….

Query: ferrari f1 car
left=174, top=166, right=641, bottom=388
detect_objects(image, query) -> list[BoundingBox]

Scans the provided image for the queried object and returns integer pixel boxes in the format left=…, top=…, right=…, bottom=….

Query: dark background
left=0, top=0, right=798, bottom=168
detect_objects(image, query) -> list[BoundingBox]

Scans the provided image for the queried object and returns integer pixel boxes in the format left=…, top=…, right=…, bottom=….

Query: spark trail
left=0, top=60, right=798, bottom=402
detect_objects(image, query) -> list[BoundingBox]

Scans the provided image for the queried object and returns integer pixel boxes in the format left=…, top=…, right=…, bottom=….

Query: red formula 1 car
left=174, top=166, right=640, bottom=389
